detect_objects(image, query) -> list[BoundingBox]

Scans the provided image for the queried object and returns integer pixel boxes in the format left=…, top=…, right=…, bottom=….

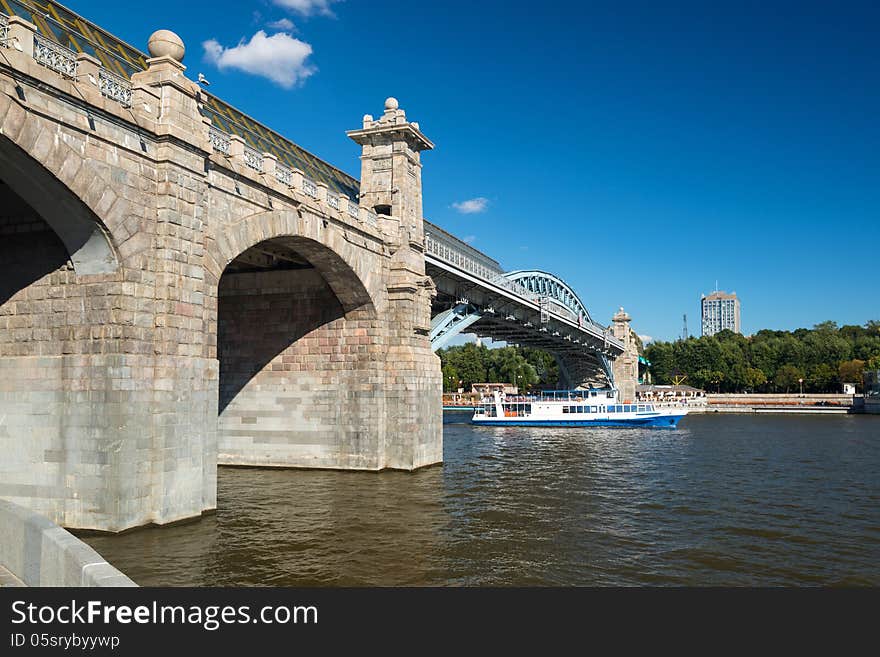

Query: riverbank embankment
left=0, top=499, right=136, bottom=587
left=690, top=393, right=858, bottom=414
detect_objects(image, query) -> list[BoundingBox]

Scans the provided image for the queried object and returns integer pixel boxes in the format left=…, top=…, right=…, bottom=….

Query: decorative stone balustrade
left=205, top=125, right=381, bottom=230
left=33, top=33, right=77, bottom=78
left=98, top=68, right=131, bottom=107
left=209, top=127, right=231, bottom=155
left=0, top=13, right=132, bottom=110
left=243, top=145, right=264, bottom=173
left=275, top=162, right=292, bottom=186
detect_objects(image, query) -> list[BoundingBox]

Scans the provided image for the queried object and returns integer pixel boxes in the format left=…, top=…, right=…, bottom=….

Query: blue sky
left=73, top=0, right=879, bottom=342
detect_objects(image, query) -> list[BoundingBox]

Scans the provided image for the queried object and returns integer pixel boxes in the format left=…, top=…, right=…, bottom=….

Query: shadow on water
left=84, top=413, right=880, bottom=586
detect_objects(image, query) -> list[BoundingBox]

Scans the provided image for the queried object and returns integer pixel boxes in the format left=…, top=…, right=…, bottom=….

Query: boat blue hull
left=471, top=414, right=686, bottom=428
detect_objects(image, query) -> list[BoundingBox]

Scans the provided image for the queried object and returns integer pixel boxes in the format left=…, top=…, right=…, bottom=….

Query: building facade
left=701, top=291, right=741, bottom=336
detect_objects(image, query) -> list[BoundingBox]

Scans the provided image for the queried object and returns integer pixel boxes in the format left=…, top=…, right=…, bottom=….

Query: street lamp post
left=799, top=378, right=804, bottom=397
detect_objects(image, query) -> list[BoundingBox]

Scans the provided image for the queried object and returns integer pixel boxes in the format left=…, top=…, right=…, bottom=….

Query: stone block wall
left=217, top=269, right=384, bottom=469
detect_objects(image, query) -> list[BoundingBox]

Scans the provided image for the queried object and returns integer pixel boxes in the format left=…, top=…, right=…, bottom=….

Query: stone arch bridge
left=0, top=3, right=629, bottom=532
left=0, top=11, right=441, bottom=531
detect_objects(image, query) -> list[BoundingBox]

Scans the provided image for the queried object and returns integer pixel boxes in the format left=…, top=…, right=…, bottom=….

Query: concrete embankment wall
left=0, top=499, right=136, bottom=587
left=707, top=393, right=854, bottom=406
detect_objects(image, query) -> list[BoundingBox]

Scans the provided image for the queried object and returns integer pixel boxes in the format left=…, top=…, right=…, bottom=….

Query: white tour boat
left=471, top=388, right=688, bottom=428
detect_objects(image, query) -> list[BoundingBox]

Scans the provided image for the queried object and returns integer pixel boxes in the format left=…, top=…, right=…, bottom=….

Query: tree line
left=438, top=343, right=559, bottom=392
left=644, top=321, right=880, bottom=393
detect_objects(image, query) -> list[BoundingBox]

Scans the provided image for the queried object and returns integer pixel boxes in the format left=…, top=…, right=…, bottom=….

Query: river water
left=83, top=413, right=880, bottom=586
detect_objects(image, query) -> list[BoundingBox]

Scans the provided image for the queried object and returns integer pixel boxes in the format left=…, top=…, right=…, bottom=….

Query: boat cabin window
left=563, top=406, right=570, bottom=414
left=607, top=392, right=615, bottom=399
left=591, top=406, right=597, bottom=413
left=591, top=391, right=597, bottom=398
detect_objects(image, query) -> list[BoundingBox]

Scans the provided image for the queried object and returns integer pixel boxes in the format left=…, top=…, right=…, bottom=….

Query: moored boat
left=471, top=388, right=687, bottom=428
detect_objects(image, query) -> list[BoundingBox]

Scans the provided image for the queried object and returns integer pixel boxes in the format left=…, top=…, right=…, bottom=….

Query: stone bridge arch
left=211, top=209, right=380, bottom=311
left=210, top=210, right=387, bottom=471
left=0, top=93, right=119, bottom=276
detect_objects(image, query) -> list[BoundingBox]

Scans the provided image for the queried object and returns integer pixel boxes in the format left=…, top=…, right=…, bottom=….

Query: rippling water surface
left=83, top=414, right=880, bottom=586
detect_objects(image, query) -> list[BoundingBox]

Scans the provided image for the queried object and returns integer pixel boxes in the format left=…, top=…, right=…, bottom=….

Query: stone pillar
left=611, top=307, right=639, bottom=403
left=347, top=100, right=442, bottom=469
left=122, top=30, right=217, bottom=528
left=347, top=98, right=434, bottom=246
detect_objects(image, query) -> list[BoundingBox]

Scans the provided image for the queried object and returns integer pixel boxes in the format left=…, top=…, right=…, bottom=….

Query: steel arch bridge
left=505, top=270, right=592, bottom=324
left=425, top=223, right=624, bottom=387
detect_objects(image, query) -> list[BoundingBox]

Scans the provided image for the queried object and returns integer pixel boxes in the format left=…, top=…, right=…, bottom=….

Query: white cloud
left=452, top=197, right=489, bottom=214
left=638, top=334, right=653, bottom=344
left=267, top=18, right=296, bottom=31
left=273, top=0, right=339, bottom=17
left=462, top=235, right=476, bottom=244
left=203, top=31, right=315, bottom=89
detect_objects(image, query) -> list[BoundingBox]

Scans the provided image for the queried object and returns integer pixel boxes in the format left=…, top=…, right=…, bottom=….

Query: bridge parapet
left=206, top=125, right=380, bottom=230
left=0, top=11, right=381, bottom=242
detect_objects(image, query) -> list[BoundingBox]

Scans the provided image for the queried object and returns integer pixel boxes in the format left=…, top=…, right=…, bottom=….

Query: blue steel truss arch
left=504, top=270, right=592, bottom=324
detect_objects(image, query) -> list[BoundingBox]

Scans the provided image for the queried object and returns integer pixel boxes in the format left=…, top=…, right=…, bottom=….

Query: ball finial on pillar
left=384, top=97, right=399, bottom=111
left=148, top=30, right=186, bottom=62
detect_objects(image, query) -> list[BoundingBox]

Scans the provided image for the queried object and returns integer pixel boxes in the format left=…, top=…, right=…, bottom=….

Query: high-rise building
left=701, top=291, right=741, bottom=336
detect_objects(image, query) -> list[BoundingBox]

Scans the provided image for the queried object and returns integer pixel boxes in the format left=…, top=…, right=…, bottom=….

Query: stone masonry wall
left=217, top=269, right=384, bottom=469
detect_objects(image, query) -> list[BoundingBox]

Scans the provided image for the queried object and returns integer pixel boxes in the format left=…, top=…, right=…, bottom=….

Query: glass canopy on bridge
left=0, top=0, right=361, bottom=200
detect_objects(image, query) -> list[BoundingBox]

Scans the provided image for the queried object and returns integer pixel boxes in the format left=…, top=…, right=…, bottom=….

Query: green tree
left=775, top=365, right=805, bottom=393
left=645, top=342, right=675, bottom=384
left=838, top=359, right=865, bottom=384
left=742, top=367, right=767, bottom=391
left=808, top=363, right=838, bottom=392
left=441, top=363, right=460, bottom=392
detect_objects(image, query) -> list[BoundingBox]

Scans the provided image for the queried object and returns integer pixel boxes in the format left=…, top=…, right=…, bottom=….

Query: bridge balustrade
left=275, top=162, right=293, bottom=186
left=98, top=69, right=131, bottom=107
left=33, top=33, right=78, bottom=78
left=1, top=12, right=136, bottom=112
left=202, top=124, right=381, bottom=227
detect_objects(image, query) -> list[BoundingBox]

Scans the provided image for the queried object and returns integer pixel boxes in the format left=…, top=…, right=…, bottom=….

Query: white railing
left=275, top=163, right=292, bottom=186
left=98, top=68, right=131, bottom=107
left=33, top=34, right=77, bottom=78
left=302, top=178, right=318, bottom=198
left=0, top=15, right=9, bottom=48
left=209, top=127, right=231, bottom=155
left=243, top=146, right=263, bottom=173
left=347, top=201, right=360, bottom=219
left=327, top=193, right=339, bottom=210
left=425, top=228, right=575, bottom=308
